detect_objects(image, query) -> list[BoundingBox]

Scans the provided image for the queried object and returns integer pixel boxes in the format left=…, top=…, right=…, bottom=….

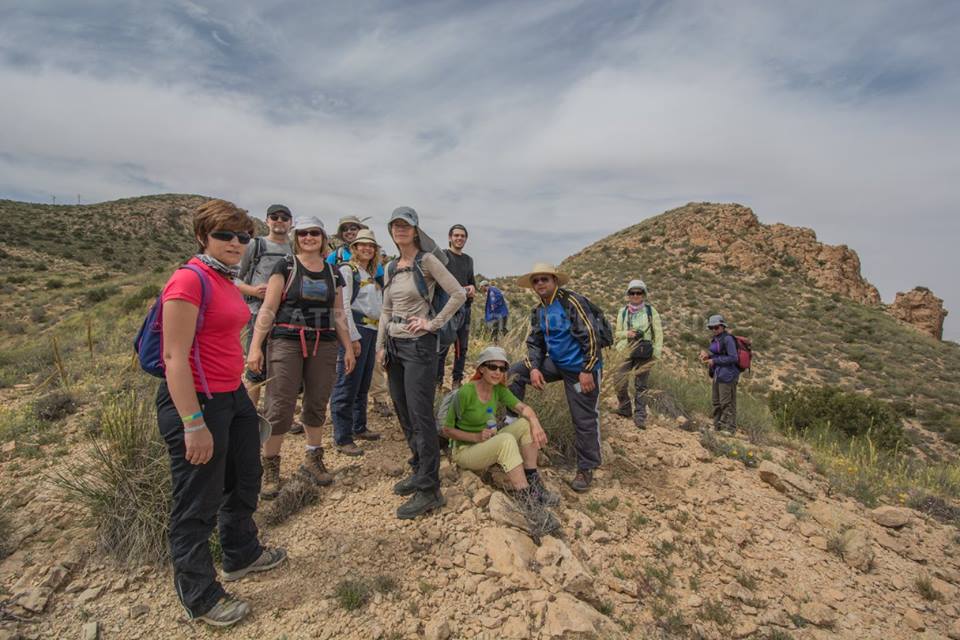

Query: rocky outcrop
left=888, top=287, right=948, bottom=339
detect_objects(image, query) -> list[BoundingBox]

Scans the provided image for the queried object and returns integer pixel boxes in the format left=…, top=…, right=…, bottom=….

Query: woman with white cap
left=329, top=228, right=384, bottom=456
left=614, top=279, right=663, bottom=428
left=247, top=215, right=356, bottom=498
left=376, top=206, right=466, bottom=520
left=442, top=346, right=559, bottom=512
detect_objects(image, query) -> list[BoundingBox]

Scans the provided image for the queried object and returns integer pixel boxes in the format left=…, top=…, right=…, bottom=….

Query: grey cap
left=292, top=215, right=326, bottom=233
left=476, top=346, right=510, bottom=367
left=627, top=279, right=648, bottom=294
left=266, top=204, right=291, bottom=217
left=706, top=314, right=727, bottom=329
left=387, top=206, right=446, bottom=264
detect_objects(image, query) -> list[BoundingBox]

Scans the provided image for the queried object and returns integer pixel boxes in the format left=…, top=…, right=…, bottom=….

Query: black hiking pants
left=157, top=382, right=263, bottom=618
left=387, top=333, right=441, bottom=492
left=508, top=357, right=603, bottom=472
left=616, top=356, right=653, bottom=426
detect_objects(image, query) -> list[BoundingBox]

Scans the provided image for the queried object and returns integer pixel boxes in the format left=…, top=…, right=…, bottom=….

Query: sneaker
left=569, top=469, right=593, bottom=493
left=289, top=420, right=304, bottom=435
left=221, top=547, right=287, bottom=582
left=635, top=421, right=647, bottom=430
left=336, top=442, right=364, bottom=457
left=260, top=455, right=281, bottom=500
left=393, top=475, right=418, bottom=496
left=396, top=489, right=445, bottom=520
left=354, top=429, right=382, bottom=441
left=299, top=448, right=333, bottom=486
left=195, top=595, right=251, bottom=627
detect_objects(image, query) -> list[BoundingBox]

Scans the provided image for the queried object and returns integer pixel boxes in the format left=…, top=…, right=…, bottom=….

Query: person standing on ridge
left=481, top=279, right=509, bottom=342
left=614, top=279, right=662, bottom=429
left=236, top=204, right=293, bottom=408
left=508, top=263, right=605, bottom=493
left=436, top=224, right=475, bottom=390
left=699, top=314, right=739, bottom=433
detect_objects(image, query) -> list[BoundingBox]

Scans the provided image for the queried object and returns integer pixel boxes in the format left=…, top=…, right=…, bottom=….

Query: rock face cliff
left=889, top=287, right=949, bottom=340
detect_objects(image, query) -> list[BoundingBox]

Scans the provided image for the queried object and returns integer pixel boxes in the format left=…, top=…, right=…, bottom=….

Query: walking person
left=614, top=279, right=662, bottom=429
left=480, top=280, right=509, bottom=342
left=699, top=314, right=739, bottom=433
left=508, top=263, right=605, bottom=493
left=157, top=199, right=286, bottom=628
left=236, top=204, right=293, bottom=408
left=436, top=224, right=475, bottom=389
left=247, top=216, right=356, bottom=499
left=330, top=229, right=384, bottom=456
left=377, top=206, right=466, bottom=519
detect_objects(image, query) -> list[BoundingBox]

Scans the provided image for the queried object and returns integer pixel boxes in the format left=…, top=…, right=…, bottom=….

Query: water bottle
left=486, top=407, right=497, bottom=432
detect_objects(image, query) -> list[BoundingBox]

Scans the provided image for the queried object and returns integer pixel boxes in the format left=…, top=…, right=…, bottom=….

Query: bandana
left=627, top=303, right=642, bottom=314
left=196, top=253, right=240, bottom=278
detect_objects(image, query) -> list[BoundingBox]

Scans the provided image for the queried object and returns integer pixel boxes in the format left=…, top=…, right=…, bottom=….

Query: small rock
left=948, top=618, right=960, bottom=639
left=77, top=586, right=103, bottom=605
left=501, top=615, right=530, bottom=639
left=424, top=618, right=451, bottom=640
left=733, top=620, right=758, bottom=638
left=902, top=609, right=925, bottom=632
left=542, top=593, right=607, bottom=638
left=871, top=506, right=912, bottom=528
left=18, top=588, right=50, bottom=613
left=465, top=553, right=486, bottom=574
left=589, top=529, right=613, bottom=544
left=472, top=488, right=492, bottom=508
left=380, top=462, right=404, bottom=477
left=758, top=461, right=816, bottom=498
left=1, top=441, right=15, bottom=455
left=799, top=601, right=837, bottom=628
left=129, top=604, right=150, bottom=619
left=686, top=594, right=703, bottom=608
left=841, top=529, right=875, bottom=572
left=81, top=621, right=99, bottom=640
left=778, top=514, right=797, bottom=531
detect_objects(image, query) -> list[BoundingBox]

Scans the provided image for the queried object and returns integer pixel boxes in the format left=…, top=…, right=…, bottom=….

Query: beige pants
left=451, top=419, right=533, bottom=474
left=264, top=337, right=338, bottom=435
left=369, top=362, right=389, bottom=404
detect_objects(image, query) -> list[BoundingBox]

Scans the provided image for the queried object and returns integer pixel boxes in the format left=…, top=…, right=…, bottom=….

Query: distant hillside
left=496, top=203, right=960, bottom=453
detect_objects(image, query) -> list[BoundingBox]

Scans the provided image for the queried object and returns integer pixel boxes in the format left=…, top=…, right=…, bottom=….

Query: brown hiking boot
left=261, top=456, right=281, bottom=500
left=570, top=469, right=593, bottom=493
left=336, top=442, right=364, bottom=457
left=299, top=448, right=333, bottom=486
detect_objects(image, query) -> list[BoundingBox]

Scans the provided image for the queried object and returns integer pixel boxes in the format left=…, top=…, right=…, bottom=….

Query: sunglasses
left=267, top=213, right=291, bottom=222
left=483, top=363, right=509, bottom=373
left=628, top=290, right=645, bottom=296
left=209, top=230, right=252, bottom=244
left=296, top=229, right=324, bottom=237
left=531, top=276, right=553, bottom=285
left=342, top=225, right=362, bottom=233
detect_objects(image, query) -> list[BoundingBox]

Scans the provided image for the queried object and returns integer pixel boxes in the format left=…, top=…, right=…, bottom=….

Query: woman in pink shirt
left=157, top=199, right=285, bottom=628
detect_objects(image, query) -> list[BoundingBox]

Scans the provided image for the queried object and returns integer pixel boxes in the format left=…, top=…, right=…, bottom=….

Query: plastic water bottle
left=486, top=407, right=497, bottom=432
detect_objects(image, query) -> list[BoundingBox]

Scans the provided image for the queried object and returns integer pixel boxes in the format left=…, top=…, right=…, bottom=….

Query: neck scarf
left=627, top=303, right=641, bottom=314
left=196, top=253, right=240, bottom=278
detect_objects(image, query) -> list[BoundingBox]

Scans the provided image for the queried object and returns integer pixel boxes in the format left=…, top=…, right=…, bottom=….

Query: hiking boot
left=569, top=469, right=593, bottom=493
left=354, top=429, right=381, bottom=441
left=336, top=442, right=364, bottom=457
left=260, top=456, right=281, bottom=500
left=635, top=420, right=647, bottom=430
left=299, top=448, right=333, bottom=486
left=195, top=595, right=251, bottom=627
left=396, top=489, right=445, bottom=520
left=528, top=473, right=561, bottom=507
left=375, top=401, right=394, bottom=418
left=222, top=546, right=287, bottom=582
left=289, top=420, right=304, bottom=435
left=614, top=406, right=633, bottom=418
left=393, top=475, right=418, bottom=496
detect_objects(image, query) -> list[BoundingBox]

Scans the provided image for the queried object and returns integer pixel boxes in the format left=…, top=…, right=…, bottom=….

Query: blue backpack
left=134, top=264, right=213, bottom=398
left=385, top=251, right=466, bottom=351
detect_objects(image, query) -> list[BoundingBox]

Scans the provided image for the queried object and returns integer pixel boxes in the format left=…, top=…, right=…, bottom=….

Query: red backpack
left=728, top=334, right=753, bottom=372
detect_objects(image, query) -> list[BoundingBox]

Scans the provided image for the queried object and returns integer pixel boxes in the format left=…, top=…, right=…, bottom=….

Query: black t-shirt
left=270, top=256, right=344, bottom=341
left=443, top=250, right=475, bottom=306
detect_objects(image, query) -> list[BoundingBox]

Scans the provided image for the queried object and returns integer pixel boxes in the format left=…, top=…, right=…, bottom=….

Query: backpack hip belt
left=274, top=323, right=334, bottom=358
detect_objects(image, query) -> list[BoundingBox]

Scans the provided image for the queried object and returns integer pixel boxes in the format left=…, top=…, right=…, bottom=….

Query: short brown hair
left=193, top=199, right=253, bottom=251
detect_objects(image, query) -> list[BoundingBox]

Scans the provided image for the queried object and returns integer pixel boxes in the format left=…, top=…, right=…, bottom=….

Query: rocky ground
left=2, top=406, right=960, bottom=640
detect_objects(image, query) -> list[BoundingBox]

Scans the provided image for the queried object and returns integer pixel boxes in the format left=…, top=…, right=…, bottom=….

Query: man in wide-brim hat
left=327, top=215, right=369, bottom=266
left=508, top=262, right=604, bottom=493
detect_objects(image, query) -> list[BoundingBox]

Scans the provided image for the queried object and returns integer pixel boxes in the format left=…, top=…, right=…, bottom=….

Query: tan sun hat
left=336, top=215, right=369, bottom=238
left=517, top=262, right=570, bottom=288
left=350, top=228, right=379, bottom=248
left=476, top=345, right=510, bottom=367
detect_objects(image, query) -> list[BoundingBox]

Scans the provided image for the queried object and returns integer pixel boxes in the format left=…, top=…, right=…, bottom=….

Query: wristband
left=181, top=411, right=203, bottom=423
left=184, top=423, right=207, bottom=434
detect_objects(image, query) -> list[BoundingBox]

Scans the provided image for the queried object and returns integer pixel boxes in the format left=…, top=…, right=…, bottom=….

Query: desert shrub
left=769, top=385, right=904, bottom=451
left=33, top=389, right=78, bottom=422
left=334, top=579, right=370, bottom=610
left=0, top=503, right=12, bottom=559
left=45, top=278, right=64, bottom=289
left=85, top=285, right=120, bottom=304
left=53, top=392, right=171, bottom=564
left=29, top=306, right=47, bottom=323
left=121, top=284, right=162, bottom=312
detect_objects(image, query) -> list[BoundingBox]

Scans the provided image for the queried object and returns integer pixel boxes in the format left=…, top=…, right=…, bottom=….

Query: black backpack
left=578, top=293, right=614, bottom=349
left=385, top=252, right=466, bottom=351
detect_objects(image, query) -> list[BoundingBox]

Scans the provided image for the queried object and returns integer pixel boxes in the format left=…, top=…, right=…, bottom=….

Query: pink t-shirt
left=161, top=258, right=250, bottom=393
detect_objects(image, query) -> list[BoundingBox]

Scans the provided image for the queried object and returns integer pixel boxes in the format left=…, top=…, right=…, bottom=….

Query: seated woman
left=441, top=346, right=559, bottom=508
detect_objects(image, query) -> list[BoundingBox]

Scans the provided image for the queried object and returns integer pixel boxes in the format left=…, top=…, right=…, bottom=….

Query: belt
left=361, top=316, right=379, bottom=327
left=274, top=323, right=333, bottom=357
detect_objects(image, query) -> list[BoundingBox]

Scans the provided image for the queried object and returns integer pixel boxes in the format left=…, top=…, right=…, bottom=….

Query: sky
left=1, top=1, right=958, bottom=340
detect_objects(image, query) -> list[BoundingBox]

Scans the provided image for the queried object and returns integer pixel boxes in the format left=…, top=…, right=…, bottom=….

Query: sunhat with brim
left=476, top=346, right=510, bottom=367
left=292, top=215, right=326, bottom=233
left=387, top=206, right=446, bottom=264
left=517, top=262, right=570, bottom=289
left=706, top=314, right=727, bottom=329
left=626, top=279, right=648, bottom=294
left=337, top=215, right=369, bottom=238
left=349, top=228, right=379, bottom=249
left=478, top=280, right=490, bottom=288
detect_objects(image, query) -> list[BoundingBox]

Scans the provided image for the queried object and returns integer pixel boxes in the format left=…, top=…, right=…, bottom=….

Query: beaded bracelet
left=181, top=411, right=203, bottom=423
left=184, top=423, right=207, bottom=434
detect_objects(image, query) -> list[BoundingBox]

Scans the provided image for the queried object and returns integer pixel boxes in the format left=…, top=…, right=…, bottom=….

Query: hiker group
left=141, top=199, right=748, bottom=626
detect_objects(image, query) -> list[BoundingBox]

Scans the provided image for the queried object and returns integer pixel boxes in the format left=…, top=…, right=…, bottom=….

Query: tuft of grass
left=372, top=574, right=399, bottom=593
left=765, top=631, right=795, bottom=640
left=698, top=599, right=733, bottom=626
left=417, top=579, right=436, bottom=595
left=915, top=575, right=943, bottom=602
left=32, top=389, right=78, bottom=423
left=334, top=579, right=370, bottom=610
left=826, top=531, right=847, bottom=559
left=786, top=500, right=806, bottom=518
left=0, top=502, right=13, bottom=560
left=597, top=600, right=614, bottom=616
left=259, top=476, right=319, bottom=527
left=735, top=571, right=758, bottom=590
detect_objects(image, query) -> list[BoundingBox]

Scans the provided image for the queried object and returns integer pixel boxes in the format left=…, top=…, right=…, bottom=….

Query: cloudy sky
left=2, top=1, right=958, bottom=339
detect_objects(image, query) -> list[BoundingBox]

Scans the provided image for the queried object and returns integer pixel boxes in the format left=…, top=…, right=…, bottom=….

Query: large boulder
left=542, top=593, right=608, bottom=639
left=870, top=506, right=912, bottom=529
left=480, top=527, right=538, bottom=588
left=535, top=536, right=596, bottom=601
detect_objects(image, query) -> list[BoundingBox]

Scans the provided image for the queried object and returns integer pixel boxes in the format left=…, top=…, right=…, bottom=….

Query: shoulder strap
left=412, top=251, right=431, bottom=302
left=384, top=258, right=398, bottom=288
left=281, top=255, right=298, bottom=300
left=645, top=304, right=654, bottom=341
left=347, top=263, right=361, bottom=304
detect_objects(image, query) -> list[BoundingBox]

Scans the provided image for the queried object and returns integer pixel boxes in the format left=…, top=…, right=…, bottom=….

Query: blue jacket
left=484, top=286, right=508, bottom=322
left=524, top=288, right=602, bottom=374
left=709, top=331, right=740, bottom=383
left=327, top=248, right=384, bottom=278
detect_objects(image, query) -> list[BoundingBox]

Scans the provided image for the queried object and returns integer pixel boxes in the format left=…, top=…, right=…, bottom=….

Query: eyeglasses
left=628, top=290, right=645, bottom=296
left=709, top=325, right=723, bottom=330
left=296, top=229, right=324, bottom=237
left=267, top=213, right=291, bottom=222
left=531, top=276, right=553, bottom=285
left=209, top=230, right=252, bottom=244
left=342, top=225, right=362, bottom=233
left=483, top=364, right=509, bottom=373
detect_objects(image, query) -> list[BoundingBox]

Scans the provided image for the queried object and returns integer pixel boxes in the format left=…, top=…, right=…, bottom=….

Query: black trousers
left=157, top=382, right=263, bottom=618
left=508, top=357, right=603, bottom=471
left=387, top=333, right=441, bottom=492
left=616, top=356, right=652, bottom=426
left=436, top=305, right=471, bottom=385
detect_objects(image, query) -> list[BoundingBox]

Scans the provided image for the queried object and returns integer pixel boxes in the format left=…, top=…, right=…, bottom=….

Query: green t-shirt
left=444, top=383, right=520, bottom=433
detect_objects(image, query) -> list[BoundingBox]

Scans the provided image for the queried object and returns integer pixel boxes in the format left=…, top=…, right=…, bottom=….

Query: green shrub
left=121, top=284, right=162, bottom=312
left=0, top=502, right=12, bottom=559
left=334, top=579, right=370, bottom=610
left=769, top=386, right=904, bottom=450
left=85, top=285, right=120, bottom=304
left=45, top=278, right=64, bottom=289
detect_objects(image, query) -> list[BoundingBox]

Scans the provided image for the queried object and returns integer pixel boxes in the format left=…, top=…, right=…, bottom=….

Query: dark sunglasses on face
left=296, top=229, right=324, bottom=237
left=531, top=276, right=553, bottom=285
left=628, top=290, right=645, bottom=296
left=343, top=225, right=361, bottom=233
left=267, top=213, right=291, bottom=222
left=483, top=363, right=509, bottom=373
left=209, top=230, right=252, bottom=244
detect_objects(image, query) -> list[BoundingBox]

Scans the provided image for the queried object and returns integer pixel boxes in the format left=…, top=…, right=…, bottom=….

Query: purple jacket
left=708, top=332, right=740, bottom=383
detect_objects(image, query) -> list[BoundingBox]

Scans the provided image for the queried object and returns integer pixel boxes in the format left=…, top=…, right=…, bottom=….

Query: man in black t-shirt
left=437, top=224, right=475, bottom=388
